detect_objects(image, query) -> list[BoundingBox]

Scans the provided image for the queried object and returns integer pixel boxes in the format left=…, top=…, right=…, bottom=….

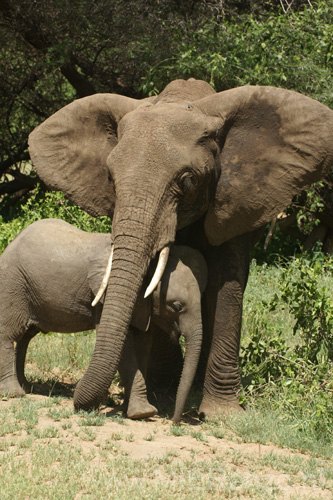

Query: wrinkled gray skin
left=28, top=79, right=333, bottom=418
left=0, top=219, right=207, bottom=422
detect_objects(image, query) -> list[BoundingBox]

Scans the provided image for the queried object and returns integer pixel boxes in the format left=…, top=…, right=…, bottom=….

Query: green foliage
left=253, top=228, right=300, bottom=265
left=297, top=182, right=326, bottom=231
left=141, top=1, right=333, bottom=107
left=78, top=410, right=106, bottom=427
left=272, top=250, right=333, bottom=363
left=241, top=251, right=333, bottom=441
left=241, top=327, right=290, bottom=386
left=0, top=185, right=111, bottom=253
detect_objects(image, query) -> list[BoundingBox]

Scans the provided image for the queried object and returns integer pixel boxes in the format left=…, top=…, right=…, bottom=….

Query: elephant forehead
left=166, top=260, right=199, bottom=302
left=118, top=105, right=216, bottom=142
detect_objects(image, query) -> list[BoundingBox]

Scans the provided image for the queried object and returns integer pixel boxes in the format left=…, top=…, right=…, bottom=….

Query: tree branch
left=0, top=1, right=96, bottom=98
left=0, top=150, right=30, bottom=176
left=0, top=173, right=38, bottom=195
left=60, top=61, right=95, bottom=98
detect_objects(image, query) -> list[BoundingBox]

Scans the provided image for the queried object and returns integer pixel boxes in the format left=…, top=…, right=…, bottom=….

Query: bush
left=241, top=250, right=333, bottom=440
left=141, top=1, right=333, bottom=108
left=0, top=185, right=111, bottom=253
left=274, top=249, right=333, bottom=363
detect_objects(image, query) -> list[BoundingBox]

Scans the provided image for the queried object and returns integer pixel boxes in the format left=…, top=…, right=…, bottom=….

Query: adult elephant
left=28, top=79, right=333, bottom=418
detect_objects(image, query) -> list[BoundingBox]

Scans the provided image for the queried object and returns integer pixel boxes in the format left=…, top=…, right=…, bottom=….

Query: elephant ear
left=195, top=86, right=333, bottom=246
left=28, top=94, right=144, bottom=217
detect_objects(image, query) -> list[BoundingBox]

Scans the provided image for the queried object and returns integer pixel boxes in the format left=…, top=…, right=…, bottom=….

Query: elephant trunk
left=74, top=181, right=177, bottom=411
left=172, top=317, right=203, bottom=423
left=74, top=234, right=151, bottom=410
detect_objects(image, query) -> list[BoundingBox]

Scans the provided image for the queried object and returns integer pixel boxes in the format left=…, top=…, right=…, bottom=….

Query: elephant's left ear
left=195, top=86, right=333, bottom=246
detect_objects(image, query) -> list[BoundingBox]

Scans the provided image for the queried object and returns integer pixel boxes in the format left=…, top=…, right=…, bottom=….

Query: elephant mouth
left=170, top=323, right=181, bottom=343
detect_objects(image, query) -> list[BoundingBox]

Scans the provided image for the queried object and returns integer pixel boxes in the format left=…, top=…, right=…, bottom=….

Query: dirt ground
left=1, top=392, right=332, bottom=500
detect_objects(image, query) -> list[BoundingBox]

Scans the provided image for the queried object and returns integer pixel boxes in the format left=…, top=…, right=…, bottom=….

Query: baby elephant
left=0, top=219, right=207, bottom=422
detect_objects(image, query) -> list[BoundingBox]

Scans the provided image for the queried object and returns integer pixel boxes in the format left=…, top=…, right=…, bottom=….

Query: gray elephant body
left=0, top=218, right=207, bottom=421
left=28, top=79, right=333, bottom=417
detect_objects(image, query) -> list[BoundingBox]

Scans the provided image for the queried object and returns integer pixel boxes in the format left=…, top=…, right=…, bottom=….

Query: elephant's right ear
left=28, top=94, right=141, bottom=217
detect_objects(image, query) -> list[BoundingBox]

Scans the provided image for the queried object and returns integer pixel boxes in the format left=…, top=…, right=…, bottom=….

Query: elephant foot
left=199, top=396, right=243, bottom=421
left=0, top=378, right=26, bottom=398
left=127, top=400, right=158, bottom=420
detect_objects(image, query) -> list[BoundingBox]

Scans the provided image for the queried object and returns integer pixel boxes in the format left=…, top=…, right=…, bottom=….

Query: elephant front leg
left=16, top=328, right=38, bottom=394
left=0, top=334, right=26, bottom=397
left=199, top=234, right=253, bottom=419
left=199, top=280, right=244, bottom=418
left=118, top=328, right=157, bottom=419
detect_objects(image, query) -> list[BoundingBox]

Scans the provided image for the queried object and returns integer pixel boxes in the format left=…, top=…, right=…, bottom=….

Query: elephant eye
left=172, top=301, right=183, bottom=313
left=178, top=171, right=197, bottom=195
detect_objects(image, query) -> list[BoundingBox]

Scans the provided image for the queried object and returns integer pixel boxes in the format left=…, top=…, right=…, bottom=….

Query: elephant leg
left=0, top=327, right=26, bottom=397
left=131, top=327, right=152, bottom=381
left=16, top=328, right=38, bottom=393
left=118, top=328, right=157, bottom=419
left=147, top=324, right=183, bottom=396
left=199, top=233, right=254, bottom=419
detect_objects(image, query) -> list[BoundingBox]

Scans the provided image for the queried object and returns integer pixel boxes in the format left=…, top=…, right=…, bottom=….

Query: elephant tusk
left=91, top=245, right=114, bottom=307
left=144, top=246, right=170, bottom=298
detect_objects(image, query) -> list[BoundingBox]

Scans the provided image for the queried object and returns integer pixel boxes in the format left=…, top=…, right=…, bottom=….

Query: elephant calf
left=0, top=219, right=207, bottom=421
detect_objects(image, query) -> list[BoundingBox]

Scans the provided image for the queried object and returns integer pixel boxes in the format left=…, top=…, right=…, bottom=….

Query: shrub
left=0, top=185, right=111, bottom=253
left=141, top=2, right=333, bottom=108
left=240, top=250, right=333, bottom=439
left=272, top=249, right=333, bottom=364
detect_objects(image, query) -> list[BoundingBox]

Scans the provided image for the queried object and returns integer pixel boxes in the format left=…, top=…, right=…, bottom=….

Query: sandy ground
left=1, top=392, right=332, bottom=500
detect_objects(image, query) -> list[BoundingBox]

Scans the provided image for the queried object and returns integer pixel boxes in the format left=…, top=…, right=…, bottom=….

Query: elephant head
left=28, top=79, right=333, bottom=411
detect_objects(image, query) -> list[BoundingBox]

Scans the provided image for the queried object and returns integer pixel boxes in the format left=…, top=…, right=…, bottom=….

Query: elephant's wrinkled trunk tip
left=144, top=246, right=170, bottom=298
left=171, top=328, right=202, bottom=424
left=91, top=245, right=114, bottom=307
left=171, top=414, right=182, bottom=425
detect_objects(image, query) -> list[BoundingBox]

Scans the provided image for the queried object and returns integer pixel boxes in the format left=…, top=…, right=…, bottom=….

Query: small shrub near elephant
left=0, top=218, right=207, bottom=422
